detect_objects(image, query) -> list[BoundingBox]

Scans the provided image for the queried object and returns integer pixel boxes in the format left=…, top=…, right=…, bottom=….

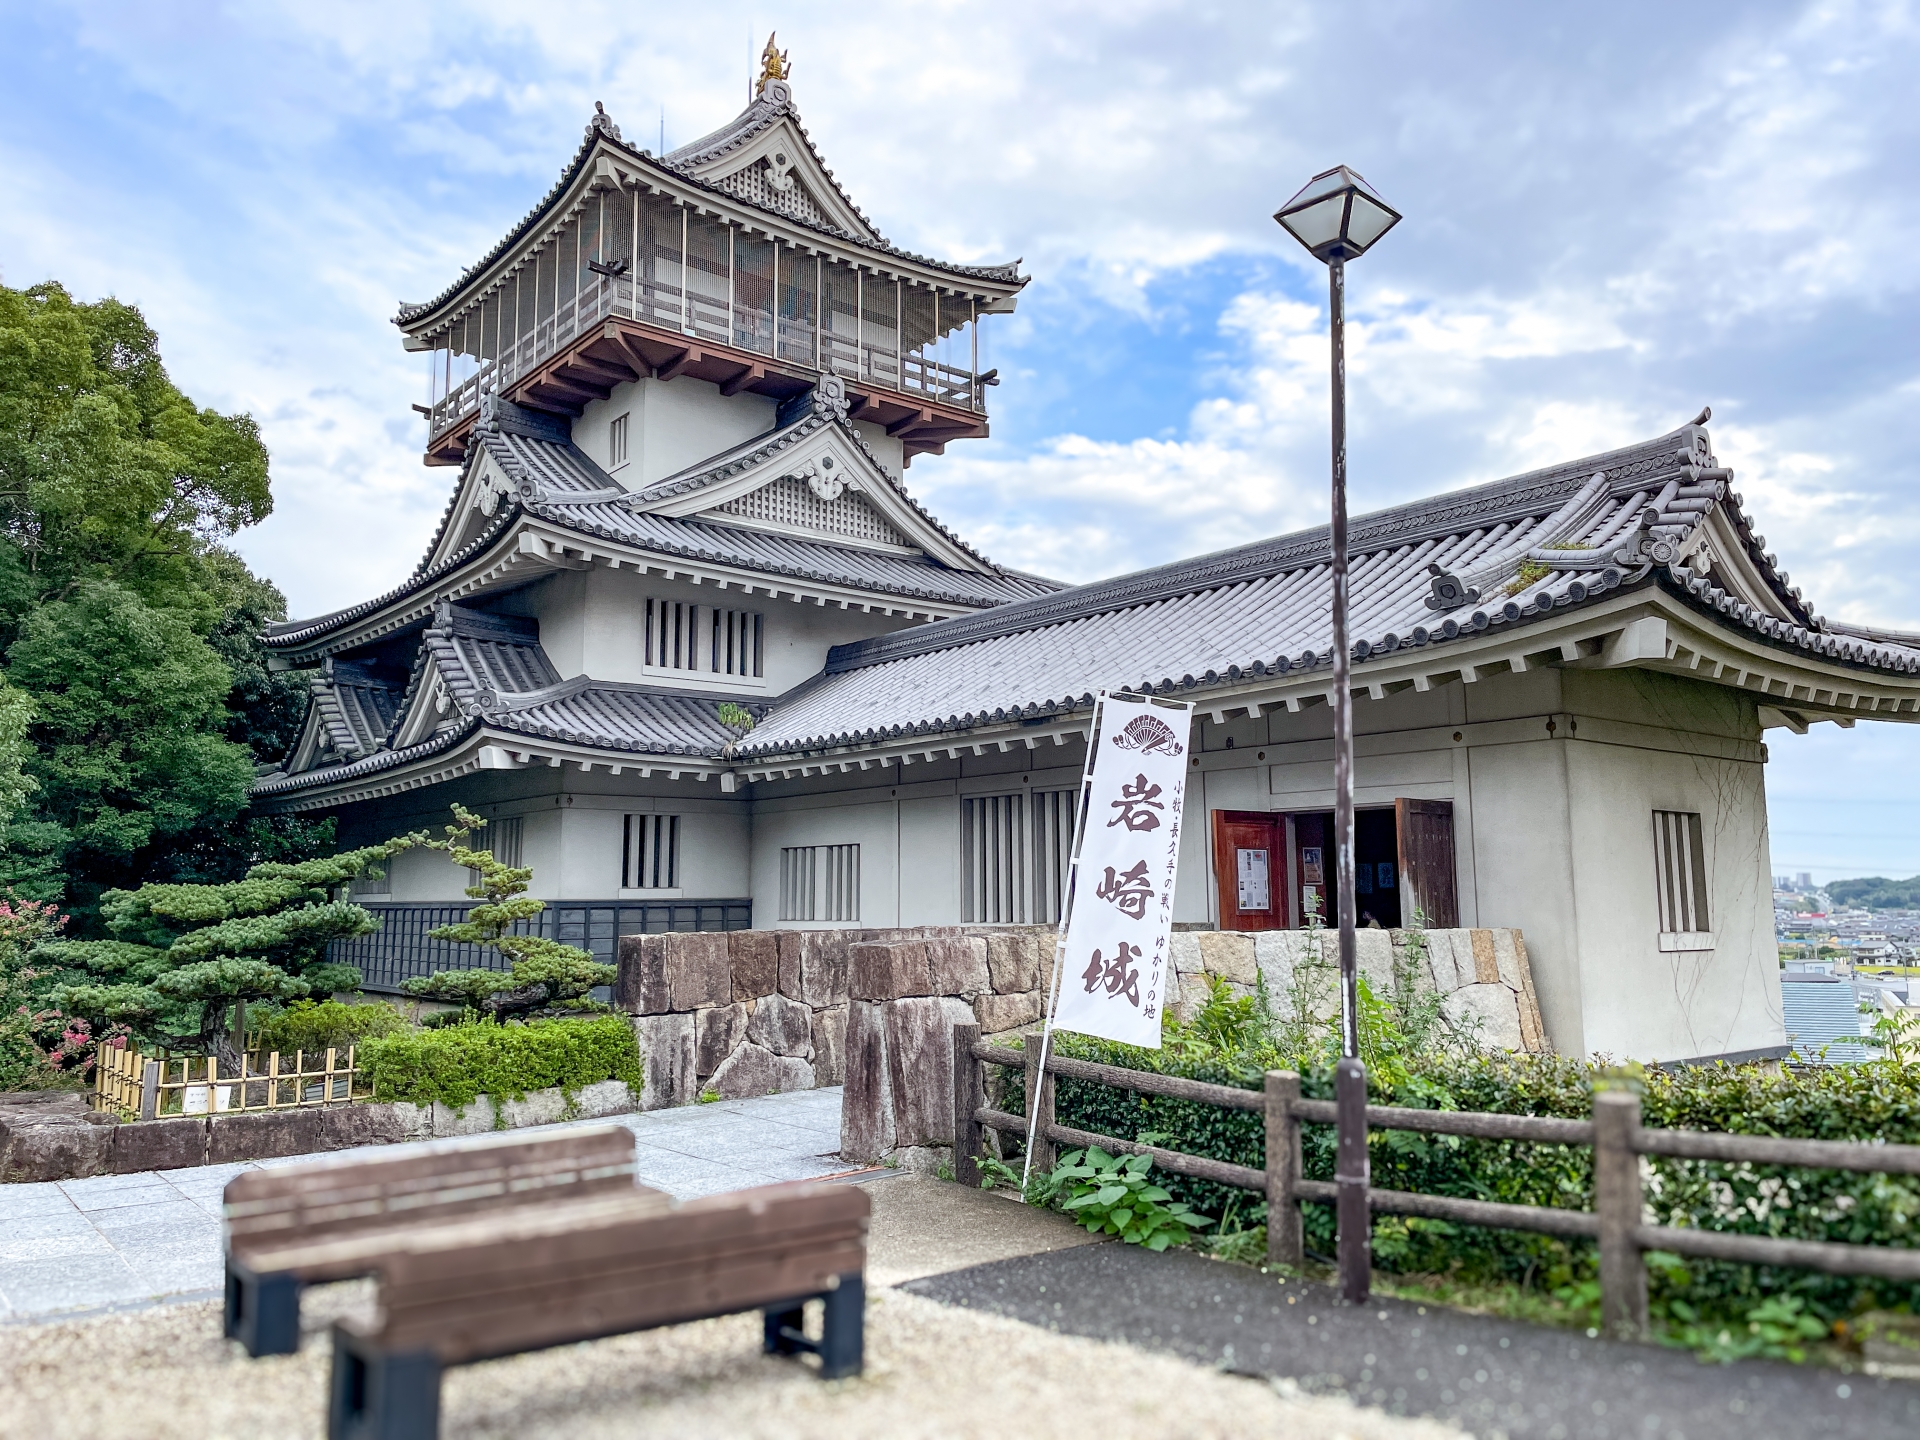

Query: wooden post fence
left=950, top=1030, right=1920, bottom=1327
left=1593, top=1089, right=1648, bottom=1338
left=1265, top=1070, right=1303, bottom=1269
left=952, top=1022, right=983, bottom=1188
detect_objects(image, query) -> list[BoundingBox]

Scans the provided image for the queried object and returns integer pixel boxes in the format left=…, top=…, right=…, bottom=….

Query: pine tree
left=37, top=834, right=427, bottom=1070
left=403, top=806, right=614, bottom=1021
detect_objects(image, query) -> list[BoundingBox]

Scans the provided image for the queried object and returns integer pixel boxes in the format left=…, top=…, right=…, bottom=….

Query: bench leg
left=818, top=1272, right=865, bottom=1380
left=763, top=1301, right=808, bottom=1357
left=329, top=1326, right=442, bottom=1440
left=226, top=1261, right=302, bottom=1357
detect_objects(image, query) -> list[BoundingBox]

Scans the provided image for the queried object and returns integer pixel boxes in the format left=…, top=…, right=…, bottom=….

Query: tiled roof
left=263, top=410, right=1053, bottom=653
left=393, top=96, right=1020, bottom=330
left=307, top=661, right=403, bottom=759
left=734, top=418, right=1920, bottom=756
left=487, top=682, right=741, bottom=756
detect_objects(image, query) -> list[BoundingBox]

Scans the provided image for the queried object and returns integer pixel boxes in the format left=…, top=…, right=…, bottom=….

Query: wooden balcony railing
left=427, top=274, right=988, bottom=442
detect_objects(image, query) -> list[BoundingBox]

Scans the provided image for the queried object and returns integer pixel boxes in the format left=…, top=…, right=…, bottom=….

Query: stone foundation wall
left=0, top=1080, right=637, bottom=1184
left=612, top=924, right=1546, bottom=1171
left=612, top=927, right=1054, bottom=1135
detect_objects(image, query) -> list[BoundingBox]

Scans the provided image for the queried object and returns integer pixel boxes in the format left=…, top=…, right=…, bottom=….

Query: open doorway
left=1211, top=799, right=1458, bottom=931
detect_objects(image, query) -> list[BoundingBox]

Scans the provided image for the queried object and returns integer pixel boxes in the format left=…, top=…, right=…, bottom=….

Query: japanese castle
left=258, top=52, right=1920, bottom=1064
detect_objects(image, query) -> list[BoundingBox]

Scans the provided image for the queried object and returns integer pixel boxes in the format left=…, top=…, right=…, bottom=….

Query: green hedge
left=1007, top=1038, right=1920, bottom=1330
left=357, top=1015, right=642, bottom=1118
left=254, top=998, right=410, bottom=1055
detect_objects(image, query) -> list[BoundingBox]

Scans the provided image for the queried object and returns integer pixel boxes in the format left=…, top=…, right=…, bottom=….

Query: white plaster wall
left=519, top=564, right=917, bottom=691
left=576, top=377, right=776, bottom=488
left=750, top=791, right=901, bottom=929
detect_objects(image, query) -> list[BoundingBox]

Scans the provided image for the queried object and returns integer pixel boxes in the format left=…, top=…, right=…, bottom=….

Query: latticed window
left=623, top=814, right=679, bottom=890
left=1652, top=810, right=1711, bottom=943
left=608, top=413, right=629, bottom=469
left=962, top=789, right=1078, bottom=924
left=780, top=844, right=859, bottom=922
left=645, top=599, right=763, bottom=678
left=467, top=816, right=523, bottom=890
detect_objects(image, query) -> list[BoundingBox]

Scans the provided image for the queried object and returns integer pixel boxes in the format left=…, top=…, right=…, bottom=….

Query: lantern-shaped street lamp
left=1275, top=165, right=1401, bottom=1307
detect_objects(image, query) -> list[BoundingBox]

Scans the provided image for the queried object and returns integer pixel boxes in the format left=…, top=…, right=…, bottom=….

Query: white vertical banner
left=1048, top=691, right=1195, bottom=1049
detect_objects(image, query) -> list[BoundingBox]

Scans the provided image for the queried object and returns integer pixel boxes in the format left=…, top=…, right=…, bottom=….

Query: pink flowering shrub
left=0, top=894, right=78, bottom=1088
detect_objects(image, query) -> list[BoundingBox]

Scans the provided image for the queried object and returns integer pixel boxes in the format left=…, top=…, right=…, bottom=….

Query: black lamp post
left=1274, top=165, right=1401, bottom=1305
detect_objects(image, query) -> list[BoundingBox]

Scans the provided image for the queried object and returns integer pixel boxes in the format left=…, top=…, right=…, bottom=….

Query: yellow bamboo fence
left=95, top=1044, right=364, bottom=1121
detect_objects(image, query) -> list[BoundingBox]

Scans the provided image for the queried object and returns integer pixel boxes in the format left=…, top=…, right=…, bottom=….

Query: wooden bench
left=223, top=1123, right=656, bottom=1357
left=326, top=1180, right=871, bottom=1440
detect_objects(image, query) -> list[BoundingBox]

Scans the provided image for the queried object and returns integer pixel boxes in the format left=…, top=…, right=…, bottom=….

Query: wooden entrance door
left=1212, top=810, right=1286, bottom=931
left=1395, top=798, right=1459, bottom=928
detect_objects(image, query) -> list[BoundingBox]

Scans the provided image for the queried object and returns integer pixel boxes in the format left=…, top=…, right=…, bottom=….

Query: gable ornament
left=805, top=454, right=847, bottom=503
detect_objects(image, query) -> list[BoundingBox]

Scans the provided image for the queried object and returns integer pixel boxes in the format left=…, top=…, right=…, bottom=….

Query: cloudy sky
left=4, top=0, right=1918, bottom=882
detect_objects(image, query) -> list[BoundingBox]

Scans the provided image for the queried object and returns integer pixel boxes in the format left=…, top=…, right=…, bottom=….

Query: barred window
left=645, top=599, right=763, bottom=677
left=1652, top=810, right=1711, bottom=944
left=608, top=412, right=629, bottom=469
left=468, top=816, right=523, bottom=890
left=780, top=844, right=860, bottom=922
left=962, top=788, right=1078, bottom=924
left=623, top=814, right=679, bottom=890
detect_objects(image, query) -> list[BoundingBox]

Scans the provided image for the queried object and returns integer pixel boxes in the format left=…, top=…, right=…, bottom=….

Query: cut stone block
left=614, top=934, right=671, bottom=1015
left=1470, top=929, right=1500, bottom=985
left=429, top=1097, right=496, bottom=1137
left=985, top=929, right=1042, bottom=993
left=1197, top=930, right=1256, bottom=984
left=571, top=1078, right=638, bottom=1119
left=696, top=1002, right=750, bottom=1078
left=799, top=931, right=851, bottom=1008
left=885, top=995, right=974, bottom=1149
left=747, top=992, right=815, bottom=1058
left=974, top=990, right=1042, bottom=1033
left=841, top=1000, right=893, bottom=1162
left=312, top=1104, right=410, bottom=1152
left=708, top=1042, right=812, bottom=1099
left=667, top=933, right=732, bottom=1011
left=1442, top=983, right=1525, bottom=1051
left=729, top=930, right=780, bottom=1003
left=631, top=1012, right=696, bottom=1110
left=777, top=930, right=803, bottom=1002
left=106, top=1116, right=208, bottom=1174
left=1492, top=928, right=1524, bottom=990
left=0, top=1118, right=114, bottom=1182
left=497, top=1088, right=570, bottom=1129
left=1356, top=927, right=1396, bottom=994
left=208, top=1108, right=324, bottom=1163
left=811, top=1005, right=848, bottom=1086
left=1171, top=931, right=1205, bottom=975
left=929, top=936, right=991, bottom=996
left=850, top=940, right=930, bottom=1001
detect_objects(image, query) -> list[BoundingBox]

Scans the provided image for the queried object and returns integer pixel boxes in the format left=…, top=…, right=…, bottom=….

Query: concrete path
left=907, top=1243, right=1920, bottom=1440
left=0, top=1085, right=846, bottom=1324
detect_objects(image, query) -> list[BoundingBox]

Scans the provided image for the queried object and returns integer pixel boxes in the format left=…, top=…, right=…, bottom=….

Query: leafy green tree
left=0, top=281, right=270, bottom=625
left=6, top=578, right=256, bottom=901
left=0, top=278, right=326, bottom=906
left=404, top=807, right=615, bottom=1022
left=39, top=834, right=426, bottom=1070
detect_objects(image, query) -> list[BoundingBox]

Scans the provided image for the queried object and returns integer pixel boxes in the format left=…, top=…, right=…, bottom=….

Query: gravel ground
left=908, top=1245, right=1920, bottom=1440
left=0, top=1281, right=1464, bottom=1440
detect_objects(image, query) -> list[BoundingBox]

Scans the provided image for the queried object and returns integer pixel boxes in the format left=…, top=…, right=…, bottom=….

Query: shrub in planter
left=253, top=998, right=409, bottom=1056
left=357, top=1014, right=642, bottom=1119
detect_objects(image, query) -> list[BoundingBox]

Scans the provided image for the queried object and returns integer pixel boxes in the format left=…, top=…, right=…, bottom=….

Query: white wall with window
left=961, top=788, right=1077, bottom=923
left=779, top=843, right=861, bottom=922
left=623, top=812, right=679, bottom=890
left=645, top=598, right=763, bottom=679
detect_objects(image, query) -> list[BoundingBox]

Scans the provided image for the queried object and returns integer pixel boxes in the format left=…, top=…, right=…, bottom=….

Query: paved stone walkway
left=0, top=1085, right=845, bottom=1324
